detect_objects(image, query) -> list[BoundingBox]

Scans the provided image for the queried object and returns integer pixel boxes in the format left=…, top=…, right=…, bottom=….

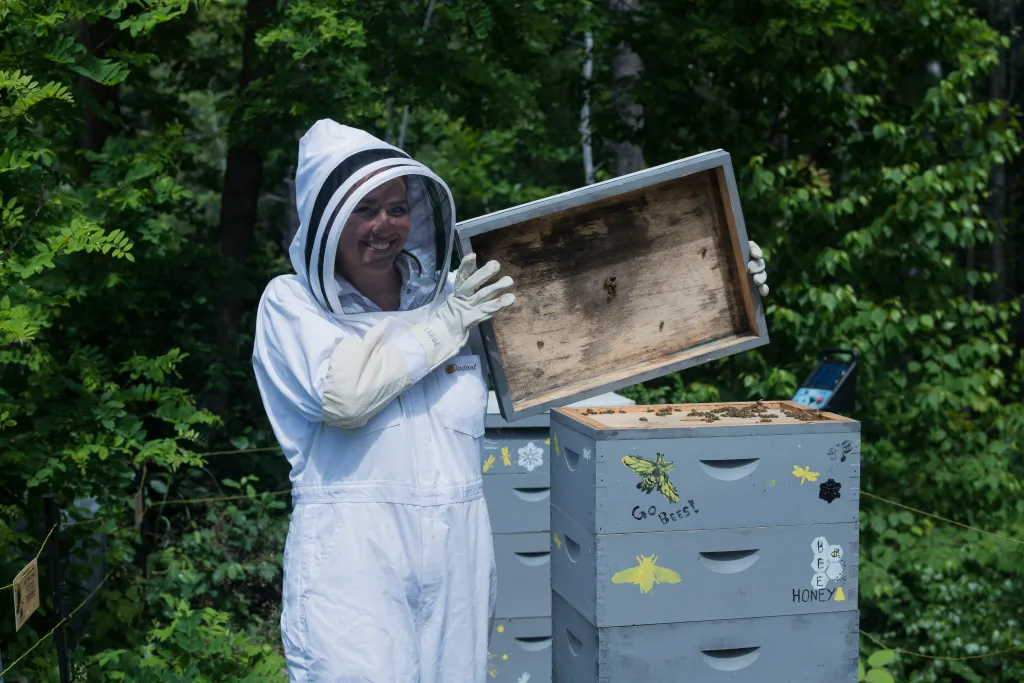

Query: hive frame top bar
left=456, top=148, right=769, bottom=423
left=551, top=401, right=860, bottom=440
left=456, top=149, right=730, bottom=240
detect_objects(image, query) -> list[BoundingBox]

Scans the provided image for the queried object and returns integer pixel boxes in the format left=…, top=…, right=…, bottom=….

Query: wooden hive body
left=457, top=151, right=769, bottom=421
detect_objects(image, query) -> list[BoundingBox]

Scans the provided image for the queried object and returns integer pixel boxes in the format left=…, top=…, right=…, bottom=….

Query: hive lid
left=457, top=149, right=769, bottom=423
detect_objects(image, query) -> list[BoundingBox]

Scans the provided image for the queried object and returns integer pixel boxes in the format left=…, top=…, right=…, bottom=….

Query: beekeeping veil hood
left=288, top=120, right=455, bottom=318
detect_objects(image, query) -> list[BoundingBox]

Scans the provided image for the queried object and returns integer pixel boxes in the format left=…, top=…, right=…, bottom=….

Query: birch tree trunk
left=581, top=30, right=595, bottom=185
left=398, top=0, right=437, bottom=150
left=609, top=0, right=645, bottom=176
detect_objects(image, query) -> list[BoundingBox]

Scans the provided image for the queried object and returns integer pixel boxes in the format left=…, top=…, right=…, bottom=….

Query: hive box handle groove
left=565, top=629, right=584, bottom=656
left=564, top=447, right=580, bottom=471
left=515, top=636, right=552, bottom=652
left=700, top=646, right=761, bottom=671
left=698, top=458, right=760, bottom=480
left=514, top=551, right=550, bottom=567
left=698, top=549, right=760, bottom=574
left=563, top=535, right=581, bottom=562
left=512, top=487, right=550, bottom=502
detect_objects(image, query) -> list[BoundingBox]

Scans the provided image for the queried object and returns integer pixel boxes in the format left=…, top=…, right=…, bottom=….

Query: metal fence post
left=42, top=495, right=70, bottom=683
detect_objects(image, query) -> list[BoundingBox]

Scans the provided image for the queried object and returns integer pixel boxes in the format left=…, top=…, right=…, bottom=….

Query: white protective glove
left=410, top=253, right=516, bottom=369
left=321, top=254, right=514, bottom=429
left=747, top=240, right=769, bottom=296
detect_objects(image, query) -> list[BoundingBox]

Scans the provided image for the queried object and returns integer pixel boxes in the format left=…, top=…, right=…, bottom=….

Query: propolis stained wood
left=455, top=150, right=769, bottom=422
left=548, top=401, right=861, bottom=535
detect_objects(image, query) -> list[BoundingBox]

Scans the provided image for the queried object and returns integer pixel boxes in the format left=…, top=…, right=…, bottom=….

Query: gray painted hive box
left=485, top=390, right=635, bottom=630
left=547, top=400, right=860, bottom=682
left=551, top=505, right=858, bottom=626
left=548, top=401, right=860, bottom=628
left=482, top=390, right=635, bottom=534
left=549, top=401, right=861, bottom=535
left=552, top=593, right=859, bottom=683
left=457, top=150, right=769, bottom=423
left=487, top=617, right=553, bottom=683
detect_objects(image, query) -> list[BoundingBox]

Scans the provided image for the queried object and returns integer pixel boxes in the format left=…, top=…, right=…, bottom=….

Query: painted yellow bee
left=792, top=464, right=820, bottom=485
left=482, top=455, right=496, bottom=473
left=611, top=554, right=682, bottom=594
left=621, top=453, right=680, bottom=504
left=500, top=446, right=512, bottom=467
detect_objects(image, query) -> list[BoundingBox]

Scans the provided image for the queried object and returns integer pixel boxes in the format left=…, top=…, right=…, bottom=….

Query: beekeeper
left=253, top=119, right=514, bottom=683
left=252, top=119, right=772, bottom=683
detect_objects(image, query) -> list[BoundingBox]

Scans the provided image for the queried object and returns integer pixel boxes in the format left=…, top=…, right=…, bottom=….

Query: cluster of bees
left=581, top=400, right=831, bottom=424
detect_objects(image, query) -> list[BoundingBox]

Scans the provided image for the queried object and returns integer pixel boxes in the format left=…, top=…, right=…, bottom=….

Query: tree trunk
left=581, top=30, right=595, bottom=185
left=397, top=0, right=437, bottom=150
left=77, top=18, right=119, bottom=176
left=209, top=0, right=275, bottom=417
left=609, top=0, right=645, bottom=177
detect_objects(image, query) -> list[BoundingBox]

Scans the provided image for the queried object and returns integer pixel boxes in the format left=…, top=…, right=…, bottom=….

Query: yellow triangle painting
left=834, top=586, right=846, bottom=601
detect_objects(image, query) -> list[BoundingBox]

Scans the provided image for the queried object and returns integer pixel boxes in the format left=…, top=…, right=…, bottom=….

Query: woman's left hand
left=747, top=240, right=769, bottom=296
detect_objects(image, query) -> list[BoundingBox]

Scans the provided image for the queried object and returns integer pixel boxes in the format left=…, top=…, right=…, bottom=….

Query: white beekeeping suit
left=252, top=119, right=514, bottom=683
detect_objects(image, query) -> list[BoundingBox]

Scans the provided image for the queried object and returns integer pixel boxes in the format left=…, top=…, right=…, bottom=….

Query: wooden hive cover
left=456, top=150, right=769, bottom=422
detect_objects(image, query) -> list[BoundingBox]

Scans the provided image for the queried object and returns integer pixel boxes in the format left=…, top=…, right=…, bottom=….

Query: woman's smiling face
left=336, top=176, right=410, bottom=276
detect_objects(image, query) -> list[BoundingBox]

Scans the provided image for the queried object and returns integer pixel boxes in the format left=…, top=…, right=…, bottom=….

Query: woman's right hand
left=412, top=253, right=515, bottom=369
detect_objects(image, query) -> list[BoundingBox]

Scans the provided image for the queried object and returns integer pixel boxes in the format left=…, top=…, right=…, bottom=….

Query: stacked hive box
left=482, top=390, right=635, bottom=683
left=549, top=401, right=861, bottom=682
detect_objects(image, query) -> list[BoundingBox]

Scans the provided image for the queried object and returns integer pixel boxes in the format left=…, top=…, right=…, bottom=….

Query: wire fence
left=2, top=448, right=1022, bottom=678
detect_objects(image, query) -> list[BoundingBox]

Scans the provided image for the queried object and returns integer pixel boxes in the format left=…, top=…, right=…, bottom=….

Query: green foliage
left=860, top=649, right=898, bottom=683
left=0, top=0, right=266, bottom=678
left=620, top=1, right=1024, bottom=680
left=86, top=597, right=285, bottom=681
left=1, top=0, right=1022, bottom=680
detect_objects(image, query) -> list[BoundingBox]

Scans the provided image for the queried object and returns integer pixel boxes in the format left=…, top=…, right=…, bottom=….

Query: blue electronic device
left=791, top=349, right=859, bottom=413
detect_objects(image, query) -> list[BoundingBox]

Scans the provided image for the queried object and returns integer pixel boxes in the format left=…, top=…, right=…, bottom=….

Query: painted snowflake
left=582, top=447, right=592, bottom=462
left=518, top=442, right=544, bottom=472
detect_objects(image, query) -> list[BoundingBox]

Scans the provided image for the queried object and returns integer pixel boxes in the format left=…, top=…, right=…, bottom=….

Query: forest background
left=1, top=0, right=1023, bottom=681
